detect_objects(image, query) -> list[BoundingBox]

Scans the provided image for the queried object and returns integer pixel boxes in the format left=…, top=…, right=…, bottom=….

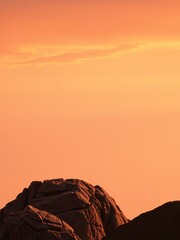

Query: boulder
left=1, top=178, right=128, bottom=240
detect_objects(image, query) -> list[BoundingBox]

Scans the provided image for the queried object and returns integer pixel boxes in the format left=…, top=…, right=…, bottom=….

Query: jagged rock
left=103, top=201, right=180, bottom=240
left=0, top=178, right=128, bottom=240
left=0, top=205, right=80, bottom=240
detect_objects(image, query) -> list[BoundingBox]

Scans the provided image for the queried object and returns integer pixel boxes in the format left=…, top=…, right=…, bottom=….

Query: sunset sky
left=1, top=0, right=180, bottom=219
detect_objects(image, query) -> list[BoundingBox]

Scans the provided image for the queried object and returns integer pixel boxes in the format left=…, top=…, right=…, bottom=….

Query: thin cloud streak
left=1, top=41, right=180, bottom=67
left=0, top=43, right=145, bottom=67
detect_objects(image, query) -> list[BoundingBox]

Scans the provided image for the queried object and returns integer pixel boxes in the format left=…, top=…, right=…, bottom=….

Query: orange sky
left=1, top=1, right=180, bottom=219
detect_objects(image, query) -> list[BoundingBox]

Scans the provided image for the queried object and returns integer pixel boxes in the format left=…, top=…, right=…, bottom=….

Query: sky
left=1, top=0, right=180, bottom=219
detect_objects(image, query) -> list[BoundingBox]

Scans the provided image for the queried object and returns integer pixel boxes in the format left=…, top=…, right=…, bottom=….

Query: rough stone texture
left=0, top=205, right=80, bottom=240
left=103, top=201, right=180, bottom=240
left=0, top=178, right=128, bottom=240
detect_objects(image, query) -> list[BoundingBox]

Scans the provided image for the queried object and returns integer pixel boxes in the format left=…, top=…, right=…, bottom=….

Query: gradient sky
left=1, top=1, right=180, bottom=219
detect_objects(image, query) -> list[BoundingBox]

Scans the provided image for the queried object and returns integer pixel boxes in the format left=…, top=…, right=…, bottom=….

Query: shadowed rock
left=0, top=205, right=80, bottom=240
left=0, top=178, right=128, bottom=240
left=103, top=201, right=180, bottom=240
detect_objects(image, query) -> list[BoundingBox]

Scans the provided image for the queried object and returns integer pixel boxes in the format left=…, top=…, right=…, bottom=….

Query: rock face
left=103, top=201, right=180, bottom=240
left=0, top=178, right=128, bottom=240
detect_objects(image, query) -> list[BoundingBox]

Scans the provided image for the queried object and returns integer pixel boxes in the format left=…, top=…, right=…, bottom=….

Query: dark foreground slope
left=103, top=201, right=180, bottom=240
left=0, top=178, right=128, bottom=240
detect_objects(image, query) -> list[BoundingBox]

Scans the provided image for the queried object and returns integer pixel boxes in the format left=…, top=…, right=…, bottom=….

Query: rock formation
left=1, top=178, right=180, bottom=240
left=0, top=178, right=128, bottom=240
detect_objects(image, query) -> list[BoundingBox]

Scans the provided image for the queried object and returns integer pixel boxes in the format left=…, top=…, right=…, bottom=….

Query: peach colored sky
left=1, top=1, right=180, bottom=219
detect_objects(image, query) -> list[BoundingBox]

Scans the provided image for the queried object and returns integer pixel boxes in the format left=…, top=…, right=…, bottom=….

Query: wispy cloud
left=2, top=41, right=180, bottom=68
left=0, top=42, right=145, bottom=67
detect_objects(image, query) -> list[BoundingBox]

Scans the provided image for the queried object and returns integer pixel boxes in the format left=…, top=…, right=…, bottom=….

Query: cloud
left=0, top=43, right=144, bottom=67
left=2, top=41, right=180, bottom=68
